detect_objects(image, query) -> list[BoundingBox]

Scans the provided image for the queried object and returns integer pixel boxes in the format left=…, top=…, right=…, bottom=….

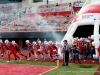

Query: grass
left=0, top=59, right=56, bottom=66
left=0, top=59, right=99, bottom=75
left=42, top=63, right=99, bottom=75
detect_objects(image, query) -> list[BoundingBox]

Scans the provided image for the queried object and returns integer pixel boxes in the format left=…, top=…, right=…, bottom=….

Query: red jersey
left=6, top=42, right=15, bottom=51
left=89, top=39, right=93, bottom=44
left=26, top=42, right=33, bottom=50
left=0, top=42, right=6, bottom=50
left=44, top=44, right=51, bottom=52
left=79, top=41, right=84, bottom=46
left=73, top=40, right=79, bottom=46
left=98, top=46, right=100, bottom=56
left=50, top=44, right=58, bottom=55
left=40, top=43, right=45, bottom=51
left=0, top=42, right=5, bottom=49
left=13, top=43, right=20, bottom=51
left=35, top=44, right=40, bottom=49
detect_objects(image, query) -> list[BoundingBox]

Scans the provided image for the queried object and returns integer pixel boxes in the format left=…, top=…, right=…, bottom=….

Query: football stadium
left=0, top=0, right=100, bottom=75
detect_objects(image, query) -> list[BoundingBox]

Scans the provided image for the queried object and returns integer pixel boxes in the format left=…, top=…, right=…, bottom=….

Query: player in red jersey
left=26, top=40, right=38, bottom=61
left=5, top=40, right=21, bottom=62
left=98, top=45, right=100, bottom=63
left=73, top=38, right=79, bottom=47
left=46, top=41, right=58, bottom=61
left=35, top=41, right=45, bottom=60
left=44, top=41, right=50, bottom=57
left=12, top=40, right=27, bottom=60
left=0, top=39, right=6, bottom=59
left=78, top=39, right=84, bottom=59
left=51, top=44, right=58, bottom=61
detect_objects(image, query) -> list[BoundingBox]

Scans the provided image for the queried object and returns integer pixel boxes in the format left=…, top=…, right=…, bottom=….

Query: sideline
left=39, top=67, right=58, bottom=75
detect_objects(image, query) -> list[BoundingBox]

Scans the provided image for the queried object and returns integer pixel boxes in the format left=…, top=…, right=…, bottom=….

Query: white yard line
left=39, top=67, right=58, bottom=75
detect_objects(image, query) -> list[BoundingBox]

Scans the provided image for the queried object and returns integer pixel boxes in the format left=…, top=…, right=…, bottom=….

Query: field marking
left=39, top=67, right=58, bottom=75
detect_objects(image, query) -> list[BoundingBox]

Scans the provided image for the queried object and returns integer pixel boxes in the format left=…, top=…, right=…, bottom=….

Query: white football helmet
left=0, top=39, right=2, bottom=42
left=5, top=40, right=9, bottom=44
left=56, top=41, right=59, bottom=46
left=46, top=42, right=49, bottom=45
left=74, top=38, right=77, bottom=40
left=87, top=40, right=90, bottom=42
left=49, top=41, right=53, bottom=44
left=44, top=41, right=47, bottom=44
left=80, top=38, right=83, bottom=41
left=26, top=40, right=30, bottom=43
left=88, top=36, right=91, bottom=39
left=33, top=41, right=36, bottom=45
left=38, top=41, right=41, bottom=44
left=12, top=40, right=15, bottom=44
left=78, top=39, right=80, bottom=41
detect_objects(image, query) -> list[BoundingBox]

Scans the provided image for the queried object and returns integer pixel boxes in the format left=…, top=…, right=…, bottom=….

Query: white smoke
left=0, top=1, right=64, bottom=42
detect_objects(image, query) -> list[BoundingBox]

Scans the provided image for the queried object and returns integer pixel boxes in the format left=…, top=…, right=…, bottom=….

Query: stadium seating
left=0, top=2, right=75, bottom=32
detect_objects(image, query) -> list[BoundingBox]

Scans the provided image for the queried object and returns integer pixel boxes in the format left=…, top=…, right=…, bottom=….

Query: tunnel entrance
left=73, top=25, right=94, bottom=38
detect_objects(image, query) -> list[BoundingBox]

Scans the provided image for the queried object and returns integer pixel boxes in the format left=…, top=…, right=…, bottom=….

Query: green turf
left=0, top=60, right=99, bottom=75
left=0, top=59, right=56, bottom=66
left=42, top=63, right=99, bottom=75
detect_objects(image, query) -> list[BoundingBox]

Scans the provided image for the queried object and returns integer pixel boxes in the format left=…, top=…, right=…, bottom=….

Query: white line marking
left=39, top=67, right=58, bottom=75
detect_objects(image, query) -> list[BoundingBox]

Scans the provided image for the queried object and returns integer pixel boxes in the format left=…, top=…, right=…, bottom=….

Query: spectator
left=14, top=22, right=17, bottom=27
left=56, top=3, right=59, bottom=6
left=47, top=6, right=48, bottom=8
left=64, top=21, right=68, bottom=24
left=54, top=12, right=56, bottom=16
left=71, top=44, right=81, bottom=64
left=69, top=2, right=72, bottom=6
left=84, top=41, right=94, bottom=62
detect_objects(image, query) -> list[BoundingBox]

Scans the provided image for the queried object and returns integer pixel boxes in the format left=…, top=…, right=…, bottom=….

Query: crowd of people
left=0, top=2, right=72, bottom=32
left=62, top=36, right=100, bottom=66
left=0, top=37, right=100, bottom=64
left=0, top=39, right=60, bottom=62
